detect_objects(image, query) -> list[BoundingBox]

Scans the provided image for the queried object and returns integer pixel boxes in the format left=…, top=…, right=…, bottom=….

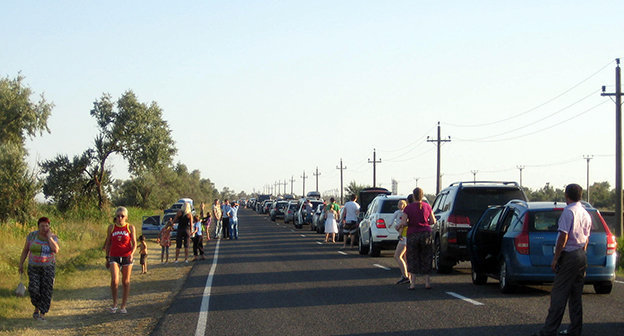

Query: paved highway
left=153, top=209, right=624, bottom=336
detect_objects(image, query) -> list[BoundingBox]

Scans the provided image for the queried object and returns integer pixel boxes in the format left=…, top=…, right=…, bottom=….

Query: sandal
left=109, top=307, right=118, bottom=314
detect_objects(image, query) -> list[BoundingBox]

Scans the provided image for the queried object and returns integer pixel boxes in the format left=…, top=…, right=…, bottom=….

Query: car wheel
left=434, top=238, right=453, bottom=274
left=358, top=232, right=369, bottom=255
left=368, top=233, right=380, bottom=257
left=471, top=263, right=487, bottom=285
left=593, top=281, right=613, bottom=294
left=499, top=259, right=515, bottom=293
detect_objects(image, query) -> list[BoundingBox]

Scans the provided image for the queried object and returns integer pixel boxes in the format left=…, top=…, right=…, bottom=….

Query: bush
left=617, top=236, right=624, bottom=270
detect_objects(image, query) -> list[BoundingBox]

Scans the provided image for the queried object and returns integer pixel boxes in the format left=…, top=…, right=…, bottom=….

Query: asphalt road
left=152, top=209, right=624, bottom=336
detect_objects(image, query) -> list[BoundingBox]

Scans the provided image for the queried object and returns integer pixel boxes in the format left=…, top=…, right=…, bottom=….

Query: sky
left=2, top=1, right=623, bottom=199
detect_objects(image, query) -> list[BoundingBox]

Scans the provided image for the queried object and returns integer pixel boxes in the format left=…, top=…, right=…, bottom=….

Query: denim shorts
left=107, top=256, right=132, bottom=266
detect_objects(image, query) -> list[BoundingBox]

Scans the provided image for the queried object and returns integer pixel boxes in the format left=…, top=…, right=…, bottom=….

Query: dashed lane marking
left=446, top=291, right=484, bottom=306
left=316, top=241, right=323, bottom=245
left=373, top=264, right=391, bottom=271
left=300, top=234, right=306, bottom=238
left=615, top=280, right=624, bottom=284
left=338, top=251, right=348, bottom=256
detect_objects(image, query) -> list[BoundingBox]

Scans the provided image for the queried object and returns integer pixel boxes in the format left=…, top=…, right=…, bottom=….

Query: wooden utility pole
left=583, top=155, right=593, bottom=203
left=313, top=167, right=321, bottom=191
left=427, top=122, right=451, bottom=194
left=471, top=170, right=478, bottom=182
left=336, top=158, right=347, bottom=204
left=601, top=58, right=623, bottom=237
left=368, top=149, right=382, bottom=187
left=301, top=170, right=308, bottom=196
left=290, top=176, right=296, bottom=195
left=517, top=165, right=525, bottom=187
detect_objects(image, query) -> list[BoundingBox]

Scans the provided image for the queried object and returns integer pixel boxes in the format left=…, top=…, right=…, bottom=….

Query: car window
left=529, top=209, right=605, bottom=232
left=478, top=208, right=503, bottom=231
left=500, top=208, right=520, bottom=233
left=509, top=212, right=525, bottom=232
left=453, top=187, right=525, bottom=225
left=380, top=199, right=405, bottom=213
left=432, top=193, right=445, bottom=212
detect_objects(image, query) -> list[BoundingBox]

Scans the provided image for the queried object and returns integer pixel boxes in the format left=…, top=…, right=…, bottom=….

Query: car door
left=359, top=199, right=377, bottom=244
left=142, top=215, right=161, bottom=236
left=471, top=207, right=504, bottom=273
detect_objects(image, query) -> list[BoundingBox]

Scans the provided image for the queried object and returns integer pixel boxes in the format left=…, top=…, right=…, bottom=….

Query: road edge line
left=194, top=239, right=221, bottom=336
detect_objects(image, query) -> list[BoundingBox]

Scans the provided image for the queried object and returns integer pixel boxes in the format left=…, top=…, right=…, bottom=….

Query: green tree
left=588, top=181, right=615, bottom=210
left=345, top=181, right=370, bottom=199
left=87, top=91, right=177, bottom=208
left=0, top=74, right=52, bottom=222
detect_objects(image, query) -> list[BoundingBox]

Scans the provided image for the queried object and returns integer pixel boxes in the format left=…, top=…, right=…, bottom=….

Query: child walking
left=138, top=235, right=148, bottom=274
left=157, top=219, right=173, bottom=263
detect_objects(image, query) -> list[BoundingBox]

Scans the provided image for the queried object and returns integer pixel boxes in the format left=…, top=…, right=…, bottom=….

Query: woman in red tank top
left=103, top=206, right=136, bottom=314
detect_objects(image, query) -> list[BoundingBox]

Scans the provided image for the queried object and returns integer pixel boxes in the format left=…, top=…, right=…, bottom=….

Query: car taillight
left=514, top=215, right=530, bottom=255
left=376, top=219, right=386, bottom=228
left=448, top=214, right=470, bottom=226
left=597, top=212, right=617, bottom=255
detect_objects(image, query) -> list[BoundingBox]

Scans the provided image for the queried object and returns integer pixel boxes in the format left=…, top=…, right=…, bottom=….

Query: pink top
left=403, top=202, right=433, bottom=234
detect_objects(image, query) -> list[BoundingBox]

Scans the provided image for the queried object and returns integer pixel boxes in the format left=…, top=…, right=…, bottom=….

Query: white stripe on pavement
left=446, top=291, right=484, bottom=306
left=300, top=234, right=306, bottom=238
left=373, top=264, right=391, bottom=270
left=615, top=280, right=624, bottom=284
left=338, top=251, right=348, bottom=255
left=316, top=241, right=323, bottom=245
left=195, top=239, right=221, bottom=336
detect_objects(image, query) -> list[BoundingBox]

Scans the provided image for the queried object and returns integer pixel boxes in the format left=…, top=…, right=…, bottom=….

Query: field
left=0, top=207, right=194, bottom=336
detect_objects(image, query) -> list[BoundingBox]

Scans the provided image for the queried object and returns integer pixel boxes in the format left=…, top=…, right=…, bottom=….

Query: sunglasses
left=116, top=215, right=126, bottom=218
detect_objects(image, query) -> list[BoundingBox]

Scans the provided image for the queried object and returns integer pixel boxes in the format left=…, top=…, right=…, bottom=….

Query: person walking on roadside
left=400, top=188, right=435, bottom=290
left=157, top=219, right=173, bottom=263
left=391, top=197, right=410, bottom=285
left=228, top=202, right=240, bottom=239
left=340, top=194, right=360, bottom=249
left=18, top=217, right=60, bottom=321
left=173, top=202, right=193, bottom=263
left=531, top=184, right=592, bottom=336
left=221, top=200, right=231, bottom=240
left=191, top=215, right=205, bottom=261
left=103, top=207, right=137, bottom=314
left=211, top=199, right=222, bottom=239
left=324, top=197, right=340, bottom=243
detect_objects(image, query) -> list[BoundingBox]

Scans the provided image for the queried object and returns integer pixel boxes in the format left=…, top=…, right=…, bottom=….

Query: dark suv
left=431, top=181, right=527, bottom=273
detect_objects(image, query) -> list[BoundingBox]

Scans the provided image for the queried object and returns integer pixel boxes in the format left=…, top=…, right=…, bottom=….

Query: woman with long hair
left=400, top=188, right=436, bottom=290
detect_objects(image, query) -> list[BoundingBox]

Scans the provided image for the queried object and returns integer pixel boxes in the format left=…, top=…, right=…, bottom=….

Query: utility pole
left=283, top=180, right=288, bottom=197
left=517, top=165, right=525, bottom=187
left=313, top=166, right=321, bottom=191
left=427, top=122, right=451, bottom=194
left=290, top=176, right=296, bottom=195
left=336, top=158, right=347, bottom=204
left=583, top=155, right=593, bottom=203
left=413, top=178, right=419, bottom=188
left=274, top=181, right=279, bottom=196
left=601, top=58, right=623, bottom=237
left=368, top=148, right=382, bottom=187
left=471, top=170, right=478, bottom=182
left=301, top=170, right=308, bottom=196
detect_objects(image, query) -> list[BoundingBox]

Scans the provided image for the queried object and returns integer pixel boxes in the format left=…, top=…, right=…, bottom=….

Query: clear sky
left=2, top=1, right=623, bottom=198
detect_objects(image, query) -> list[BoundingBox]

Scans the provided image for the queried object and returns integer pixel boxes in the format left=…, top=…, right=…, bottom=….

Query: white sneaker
left=119, top=308, right=127, bottom=314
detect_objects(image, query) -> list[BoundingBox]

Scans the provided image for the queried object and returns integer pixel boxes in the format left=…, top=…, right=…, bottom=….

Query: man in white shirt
left=341, top=194, right=360, bottom=249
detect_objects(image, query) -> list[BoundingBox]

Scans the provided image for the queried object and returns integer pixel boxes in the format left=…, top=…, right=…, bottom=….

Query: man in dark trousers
left=533, top=183, right=592, bottom=336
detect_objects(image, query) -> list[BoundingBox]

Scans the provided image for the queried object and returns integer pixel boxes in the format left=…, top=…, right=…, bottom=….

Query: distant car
left=467, top=200, right=617, bottom=294
left=284, top=201, right=300, bottom=224
left=312, top=203, right=326, bottom=233
left=306, top=191, right=322, bottom=200
left=164, top=199, right=196, bottom=215
left=431, top=181, right=528, bottom=273
left=270, top=201, right=289, bottom=221
left=141, top=212, right=178, bottom=238
left=262, top=200, right=274, bottom=214
left=358, top=195, right=406, bottom=257
left=295, top=199, right=325, bottom=229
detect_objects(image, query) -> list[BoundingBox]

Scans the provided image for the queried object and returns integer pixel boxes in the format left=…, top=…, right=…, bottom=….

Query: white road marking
left=195, top=239, right=221, bottom=336
left=300, top=234, right=306, bottom=238
left=615, top=280, right=624, bottom=284
left=373, top=264, right=391, bottom=270
left=316, top=241, right=323, bottom=245
left=338, top=251, right=348, bottom=255
left=446, top=291, right=484, bottom=306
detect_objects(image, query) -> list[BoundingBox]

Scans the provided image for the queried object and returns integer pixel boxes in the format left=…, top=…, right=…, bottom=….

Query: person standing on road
left=532, top=184, right=592, bottom=336
left=103, top=207, right=137, bottom=314
left=18, top=217, right=60, bottom=321
left=191, top=215, right=205, bottom=261
left=340, top=194, right=360, bottom=249
left=391, top=197, right=410, bottom=285
left=228, top=202, right=240, bottom=239
left=324, top=197, right=340, bottom=243
left=400, top=188, right=435, bottom=290
left=221, top=200, right=231, bottom=240
left=157, top=219, right=173, bottom=263
left=211, top=199, right=222, bottom=239
left=173, top=202, right=193, bottom=263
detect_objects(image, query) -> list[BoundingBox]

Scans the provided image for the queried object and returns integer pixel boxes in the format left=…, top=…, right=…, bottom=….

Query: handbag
left=15, top=274, right=26, bottom=297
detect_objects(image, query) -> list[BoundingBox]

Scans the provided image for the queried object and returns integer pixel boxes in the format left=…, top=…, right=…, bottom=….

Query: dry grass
left=0, top=238, right=193, bottom=336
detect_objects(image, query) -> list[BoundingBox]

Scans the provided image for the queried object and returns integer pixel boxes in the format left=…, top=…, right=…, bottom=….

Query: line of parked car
left=250, top=181, right=618, bottom=294
left=141, top=198, right=196, bottom=238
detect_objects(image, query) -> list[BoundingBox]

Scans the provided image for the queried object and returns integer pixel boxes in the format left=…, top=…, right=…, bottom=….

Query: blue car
left=467, top=200, right=617, bottom=294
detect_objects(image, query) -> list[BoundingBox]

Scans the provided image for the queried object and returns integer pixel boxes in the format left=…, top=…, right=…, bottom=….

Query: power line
left=445, top=60, right=614, bottom=128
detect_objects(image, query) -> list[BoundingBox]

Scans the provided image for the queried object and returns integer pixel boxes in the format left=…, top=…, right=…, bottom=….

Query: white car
left=358, top=195, right=406, bottom=257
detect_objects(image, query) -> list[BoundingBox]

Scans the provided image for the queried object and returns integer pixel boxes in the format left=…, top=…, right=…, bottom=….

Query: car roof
left=505, top=200, right=595, bottom=210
